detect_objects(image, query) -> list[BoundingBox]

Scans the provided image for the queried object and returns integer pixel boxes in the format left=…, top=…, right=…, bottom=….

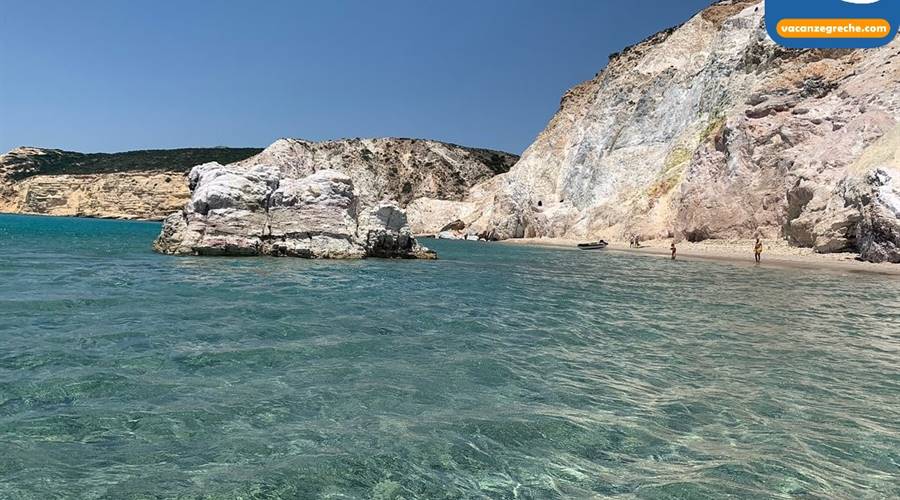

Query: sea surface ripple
left=1, top=214, right=898, bottom=499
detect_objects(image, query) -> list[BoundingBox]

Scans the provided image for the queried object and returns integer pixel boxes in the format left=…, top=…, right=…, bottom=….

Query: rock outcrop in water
left=152, top=137, right=516, bottom=258
left=411, top=0, right=900, bottom=263
left=0, top=147, right=262, bottom=220
left=154, top=162, right=435, bottom=259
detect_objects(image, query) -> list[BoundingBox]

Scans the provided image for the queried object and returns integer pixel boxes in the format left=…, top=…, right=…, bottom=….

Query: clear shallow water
left=1, top=214, right=899, bottom=499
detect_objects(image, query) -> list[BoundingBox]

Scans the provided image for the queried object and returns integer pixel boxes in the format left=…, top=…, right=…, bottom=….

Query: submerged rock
left=153, top=163, right=435, bottom=259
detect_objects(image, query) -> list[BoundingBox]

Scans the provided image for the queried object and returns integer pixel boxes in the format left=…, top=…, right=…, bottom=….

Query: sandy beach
left=501, top=237, right=900, bottom=277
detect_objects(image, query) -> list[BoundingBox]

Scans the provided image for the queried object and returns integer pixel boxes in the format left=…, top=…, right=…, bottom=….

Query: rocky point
left=154, top=162, right=435, bottom=259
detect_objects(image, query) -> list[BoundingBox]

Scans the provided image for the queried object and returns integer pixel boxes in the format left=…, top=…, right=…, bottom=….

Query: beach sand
left=500, top=237, right=900, bottom=277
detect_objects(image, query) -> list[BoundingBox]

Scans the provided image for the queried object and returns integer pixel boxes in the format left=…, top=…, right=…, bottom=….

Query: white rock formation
left=154, top=163, right=435, bottom=259
left=405, top=198, right=478, bottom=235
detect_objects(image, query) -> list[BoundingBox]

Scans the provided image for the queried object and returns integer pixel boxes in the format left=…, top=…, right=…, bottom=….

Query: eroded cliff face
left=0, top=147, right=262, bottom=220
left=233, top=138, right=517, bottom=207
left=421, top=0, right=900, bottom=262
left=0, top=172, right=189, bottom=220
left=0, top=140, right=516, bottom=224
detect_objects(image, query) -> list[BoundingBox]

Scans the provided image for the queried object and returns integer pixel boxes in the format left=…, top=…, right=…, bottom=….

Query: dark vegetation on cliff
left=324, top=137, right=518, bottom=177
left=2, top=147, right=264, bottom=181
left=418, top=141, right=518, bottom=176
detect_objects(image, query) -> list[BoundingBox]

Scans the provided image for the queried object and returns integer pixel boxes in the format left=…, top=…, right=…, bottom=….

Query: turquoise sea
left=1, top=213, right=898, bottom=499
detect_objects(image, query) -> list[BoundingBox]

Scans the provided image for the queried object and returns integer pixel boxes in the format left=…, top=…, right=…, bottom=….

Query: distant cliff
left=232, top=138, right=517, bottom=207
left=0, top=147, right=262, bottom=220
left=0, top=140, right=516, bottom=222
left=412, top=0, right=900, bottom=263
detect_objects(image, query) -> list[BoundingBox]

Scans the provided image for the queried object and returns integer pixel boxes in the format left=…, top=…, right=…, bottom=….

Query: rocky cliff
left=414, top=0, right=900, bottom=262
left=1, top=140, right=516, bottom=223
left=0, top=147, right=263, bottom=220
left=232, top=138, right=517, bottom=207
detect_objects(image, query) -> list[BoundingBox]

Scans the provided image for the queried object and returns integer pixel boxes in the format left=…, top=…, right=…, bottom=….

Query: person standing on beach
left=754, top=238, right=763, bottom=264
left=670, top=242, right=677, bottom=260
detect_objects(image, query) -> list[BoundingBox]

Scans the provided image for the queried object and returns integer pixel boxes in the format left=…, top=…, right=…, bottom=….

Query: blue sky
left=0, top=0, right=714, bottom=154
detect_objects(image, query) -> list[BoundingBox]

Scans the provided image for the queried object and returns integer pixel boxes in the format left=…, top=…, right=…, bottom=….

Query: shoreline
left=6, top=212, right=899, bottom=276
left=0, top=211, right=164, bottom=223
left=499, top=237, right=900, bottom=277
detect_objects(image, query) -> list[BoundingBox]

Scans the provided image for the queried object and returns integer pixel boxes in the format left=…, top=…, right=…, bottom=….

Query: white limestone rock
left=154, top=164, right=435, bottom=259
left=357, top=202, right=436, bottom=259
left=405, top=197, right=478, bottom=235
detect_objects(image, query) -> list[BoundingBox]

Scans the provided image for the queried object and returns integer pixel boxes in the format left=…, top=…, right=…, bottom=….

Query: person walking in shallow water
left=754, top=238, right=763, bottom=264
left=670, top=241, right=677, bottom=260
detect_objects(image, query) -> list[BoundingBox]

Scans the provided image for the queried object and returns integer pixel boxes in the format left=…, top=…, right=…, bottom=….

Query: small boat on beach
left=577, top=240, right=608, bottom=250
